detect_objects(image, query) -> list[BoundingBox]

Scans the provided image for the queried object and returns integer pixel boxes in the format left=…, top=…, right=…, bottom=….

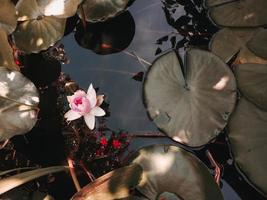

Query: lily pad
left=143, top=49, right=236, bottom=147
left=0, top=67, right=39, bottom=141
left=209, top=28, right=267, bottom=64
left=77, top=0, right=130, bottom=22
left=0, top=29, right=19, bottom=71
left=0, top=0, right=17, bottom=34
left=74, top=11, right=135, bottom=55
left=129, top=145, right=223, bottom=200
left=37, top=0, right=82, bottom=18
left=247, top=29, right=267, bottom=60
left=13, top=0, right=66, bottom=53
left=228, top=98, right=267, bottom=197
left=235, top=63, right=267, bottom=111
left=72, top=145, right=223, bottom=200
left=71, top=164, right=143, bottom=200
left=206, top=0, right=267, bottom=27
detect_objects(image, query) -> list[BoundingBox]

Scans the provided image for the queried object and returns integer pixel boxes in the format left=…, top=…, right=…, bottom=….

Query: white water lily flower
left=64, top=84, right=105, bottom=130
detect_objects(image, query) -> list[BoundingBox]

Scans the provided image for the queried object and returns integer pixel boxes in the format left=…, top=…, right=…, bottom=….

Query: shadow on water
left=1, top=0, right=265, bottom=199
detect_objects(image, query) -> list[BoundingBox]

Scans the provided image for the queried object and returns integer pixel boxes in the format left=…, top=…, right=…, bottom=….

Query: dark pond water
left=1, top=0, right=266, bottom=200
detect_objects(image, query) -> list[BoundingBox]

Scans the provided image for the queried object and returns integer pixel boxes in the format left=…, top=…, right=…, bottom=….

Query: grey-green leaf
left=0, top=67, right=39, bottom=141
left=0, top=166, right=68, bottom=195
left=129, top=145, right=223, bottom=200
left=0, top=0, right=17, bottom=34
left=209, top=28, right=267, bottom=64
left=143, top=49, right=236, bottom=147
left=228, top=98, right=267, bottom=197
left=247, top=29, right=267, bottom=60
left=235, top=63, right=267, bottom=111
left=77, top=0, right=130, bottom=22
left=206, top=0, right=267, bottom=27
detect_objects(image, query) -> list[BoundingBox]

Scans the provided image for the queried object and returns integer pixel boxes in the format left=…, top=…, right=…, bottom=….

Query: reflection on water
left=62, top=0, right=176, bottom=133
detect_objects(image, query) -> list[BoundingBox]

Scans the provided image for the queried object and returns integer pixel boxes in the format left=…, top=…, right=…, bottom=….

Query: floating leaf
left=228, top=98, right=267, bottom=197
left=77, top=0, right=130, bottom=23
left=0, top=29, right=19, bottom=71
left=37, top=0, right=83, bottom=18
left=0, top=166, right=68, bottom=195
left=74, top=11, right=135, bottom=55
left=71, top=164, right=143, bottom=200
left=206, top=0, right=267, bottom=27
left=235, top=63, right=267, bottom=111
left=128, top=145, right=223, bottom=200
left=209, top=28, right=267, bottom=64
left=0, top=67, right=39, bottom=141
left=247, top=29, right=267, bottom=60
left=13, top=0, right=66, bottom=53
left=0, top=0, right=17, bottom=34
left=143, top=49, right=236, bottom=147
left=72, top=145, right=223, bottom=200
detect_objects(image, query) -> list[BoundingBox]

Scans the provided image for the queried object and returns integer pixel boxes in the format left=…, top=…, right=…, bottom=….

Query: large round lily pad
left=0, top=67, right=39, bottom=141
left=235, top=63, right=267, bottom=111
left=143, top=49, right=237, bottom=147
left=0, top=29, right=18, bottom=71
left=13, top=0, right=66, bottom=53
left=129, top=145, right=223, bottom=200
left=228, top=98, right=267, bottom=197
left=0, top=0, right=17, bottom=34
left=77, top=0, right=130, bottom=22
left=71, top=145, right=223, bottom=200
left=247, top=29, right=267, bottom=60
left=209, top=28, right=267, bottom=64
left=205, top=0, right=267, bottom=27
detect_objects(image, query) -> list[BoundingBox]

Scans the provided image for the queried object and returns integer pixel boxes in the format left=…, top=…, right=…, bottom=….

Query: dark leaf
left=156, top=35, right=169, bottom=45
left=155, top=47, right=162, bottom=55
left=132, top=72, right=144, bottom=82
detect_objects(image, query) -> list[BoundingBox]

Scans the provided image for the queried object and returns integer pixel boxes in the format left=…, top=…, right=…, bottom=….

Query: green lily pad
left=209, top=28, right=267, bottom=64
left=247, top=29, right=267, bottom=60
left=0, top=0, right=17, bottom=34
left=13, top=0, right=66, bottom=53
left=0, top=67, right=39, bottom=141
left=72, top=145, right=223, bottom=200
left=77, top=0, right=130, bottom=22
left=235, top=63, right=267, bottom=111
left=228, top=98, right=267, bottom=197
left=206, top=0, right=267, bottom=27
left=0, top=29, right=19, bottom=71
left=129, top=145, right=223, bottom=200
left=143, top=49, right=236, bottom=147
left=71, top=164, right=143, bottom=200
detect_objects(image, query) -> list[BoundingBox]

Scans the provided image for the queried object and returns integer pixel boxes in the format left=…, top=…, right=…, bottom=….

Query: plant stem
left=206, top=150, right=222, bottom=185
left=67, top=157, right=81, bottom=192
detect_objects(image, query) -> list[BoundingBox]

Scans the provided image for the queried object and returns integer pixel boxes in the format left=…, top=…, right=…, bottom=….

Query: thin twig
left=0, top=140, right=9, bottom=150
left=206, top=150, right=222, bottom=185
left=80, top=161, right=95, bottom=182
left=67, top=157, right=81, bottom=191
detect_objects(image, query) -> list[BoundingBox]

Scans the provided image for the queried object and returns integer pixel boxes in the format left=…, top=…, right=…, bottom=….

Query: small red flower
left=100, top=137, right=108, bottom=146
left=112, top=139, right=121, bottom=149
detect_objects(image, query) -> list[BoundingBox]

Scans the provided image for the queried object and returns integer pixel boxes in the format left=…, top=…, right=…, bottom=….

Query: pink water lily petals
left=64, top=110, right=82, bottom=121
left=64, top=83, right=105, bottom=130
left=90, top=107, right=105, bottom=116
left=84, top=114, right=95, bottom=130
left=87, top=84, right=97, bottom=108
